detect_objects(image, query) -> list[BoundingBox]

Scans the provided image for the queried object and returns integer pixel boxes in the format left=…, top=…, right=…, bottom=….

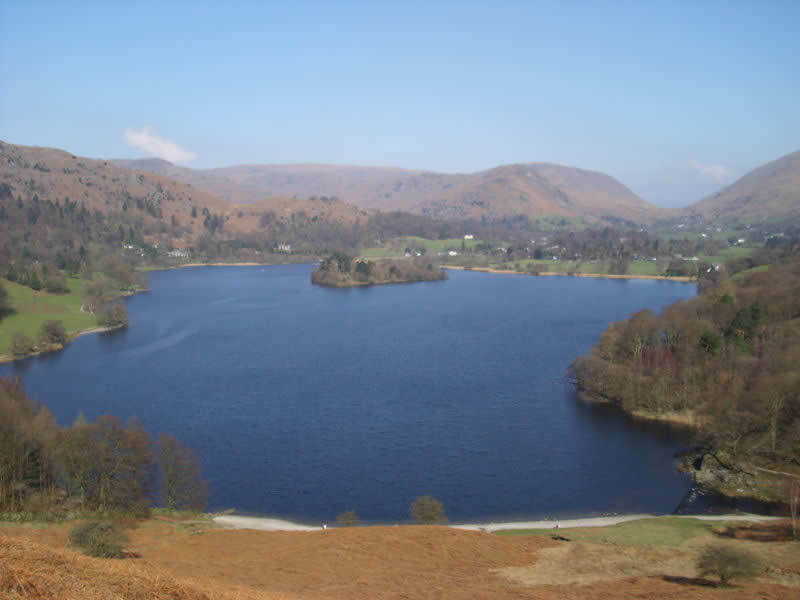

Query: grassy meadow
left=0, top=278, right=96, bottom=356
left=361, top=236, right=490, bottom=258
left=698, top=245, right=754, bottom=264
left=488, top=258, right=671, bottom=277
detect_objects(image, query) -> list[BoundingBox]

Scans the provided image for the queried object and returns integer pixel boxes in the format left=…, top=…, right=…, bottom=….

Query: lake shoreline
left=213, top=512, right=780, bottom=532
left=575, top=390, right=788, bottom=506
left=441, top=265, right=694, bottom=282
left=3, top=264, right=700, bottom=519
left=0, top=287, right=145, bottom=364
left=140, top=258, right=314, bottom=272
left=577, top=390, right=703, bottom=428
left=0, top=323, right=126, bottom=364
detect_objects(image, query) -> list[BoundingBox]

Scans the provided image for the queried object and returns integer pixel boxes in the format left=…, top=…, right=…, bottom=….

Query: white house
left=463, top=234, right=474, bottom=240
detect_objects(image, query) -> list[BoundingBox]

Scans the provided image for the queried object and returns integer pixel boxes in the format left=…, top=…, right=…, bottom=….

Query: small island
left=311, top=253, right=447, bottom=287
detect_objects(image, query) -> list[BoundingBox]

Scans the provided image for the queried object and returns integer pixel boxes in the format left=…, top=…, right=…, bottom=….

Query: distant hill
left=0, top=142, right=473, bottom=273
left=0, top=142, right=380, bottom=259
left=685, top=150, right=800, bottom=224
left=2, top=141, right=228, bottom=227
left=116, top=159, right=663, bottom=226
left=112, top=158, right=270, bottom=204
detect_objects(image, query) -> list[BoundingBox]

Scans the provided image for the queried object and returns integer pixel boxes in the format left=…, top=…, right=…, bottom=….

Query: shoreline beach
left=213, top=512, right=780, bottom=532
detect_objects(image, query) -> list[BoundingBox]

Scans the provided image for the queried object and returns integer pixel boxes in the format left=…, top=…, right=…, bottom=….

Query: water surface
left=3, top=265, right=699, bottom=523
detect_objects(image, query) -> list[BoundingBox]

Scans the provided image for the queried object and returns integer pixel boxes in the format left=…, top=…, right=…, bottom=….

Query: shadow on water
left=572, top=392, right=695, bottom=445
left=673, top=485, right=783, bottom=516
left=4, top=355, right=34, bottom=375
left=572, top=393, right=782, bottom=516
left=96, top=326, right=129, bottom=345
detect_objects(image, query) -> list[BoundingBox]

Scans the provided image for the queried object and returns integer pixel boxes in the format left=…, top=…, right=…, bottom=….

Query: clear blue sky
left=1, top=1, right=797, bottom=206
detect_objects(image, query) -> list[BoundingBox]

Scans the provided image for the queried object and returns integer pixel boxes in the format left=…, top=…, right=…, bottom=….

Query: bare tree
left=788, top=480, right=800, bottom=541
left=157, top=433, right=208, bottom=511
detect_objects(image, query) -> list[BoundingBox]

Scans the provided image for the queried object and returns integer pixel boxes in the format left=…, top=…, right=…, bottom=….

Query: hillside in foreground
left=2, top=516, right=798, bottom=599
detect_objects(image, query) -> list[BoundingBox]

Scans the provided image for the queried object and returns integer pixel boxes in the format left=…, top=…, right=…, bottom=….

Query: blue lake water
left=2, top=264, right=702, bottom=523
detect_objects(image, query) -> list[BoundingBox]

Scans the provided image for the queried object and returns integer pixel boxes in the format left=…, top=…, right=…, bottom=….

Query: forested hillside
left=0, top=141, right=483, bottom=279
left=571, top=244, right=800, bottom=499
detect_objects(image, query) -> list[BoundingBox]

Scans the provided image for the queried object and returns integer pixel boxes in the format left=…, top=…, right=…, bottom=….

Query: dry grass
left=0, top=533, right=278, bottom=600
left=129, top=525, right=551, bottom=600
left=2, top=519, right=800, bottom=600
left=497, top=541, right=694, bottom=586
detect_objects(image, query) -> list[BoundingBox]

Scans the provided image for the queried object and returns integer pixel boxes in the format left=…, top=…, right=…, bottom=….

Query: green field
left=360, top=236, right=490, bottom=258
left=497, top=517, right=725, bottom=548
left=698, top=245, right=754, bottom=264
left=359, top=247, right=405, bottom=258
left=400, top=236, right=485, bottom=252
left=732, top=264, right=770, bottom=280
left=650, top=227, right=748, bottom=242
left=0, top=278, right=96, bottom=356
left=489, top=259, right=670, bottom=277
left=528, top=214, right=589, bottom=231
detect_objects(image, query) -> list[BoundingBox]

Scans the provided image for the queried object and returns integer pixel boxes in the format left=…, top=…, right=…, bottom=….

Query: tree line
left=570, top=247, right=800, bottom=475
left=0, top=377, right=207, bottom=516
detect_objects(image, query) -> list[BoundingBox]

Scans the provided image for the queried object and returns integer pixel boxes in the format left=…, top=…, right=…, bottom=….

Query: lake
left=3, top=264, right=703, bottom=523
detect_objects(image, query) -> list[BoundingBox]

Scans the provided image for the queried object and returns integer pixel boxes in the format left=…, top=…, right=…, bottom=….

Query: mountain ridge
left=113, top=158, right=664, bottom=226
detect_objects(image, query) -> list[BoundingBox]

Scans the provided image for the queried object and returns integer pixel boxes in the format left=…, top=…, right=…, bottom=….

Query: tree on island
left=312, top=253, right=446, bottom=287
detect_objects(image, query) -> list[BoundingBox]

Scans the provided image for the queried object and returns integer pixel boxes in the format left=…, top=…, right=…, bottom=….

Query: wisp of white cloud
left=123, top=126, right=196, bottom=163
left=689, top=160, right=732, bottom=182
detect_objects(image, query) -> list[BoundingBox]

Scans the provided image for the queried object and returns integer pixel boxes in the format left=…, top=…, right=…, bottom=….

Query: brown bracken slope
left=1, top=141, right=370, bottom=249
left=2, top=521, right=799, bottom=600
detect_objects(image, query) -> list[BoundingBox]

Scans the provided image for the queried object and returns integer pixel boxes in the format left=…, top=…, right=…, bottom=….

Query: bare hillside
left=112, top=158, right=270, bottom=204
left=685, top=150, right=800, bottom=223
left=114, top=158, right=664, bottom=225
